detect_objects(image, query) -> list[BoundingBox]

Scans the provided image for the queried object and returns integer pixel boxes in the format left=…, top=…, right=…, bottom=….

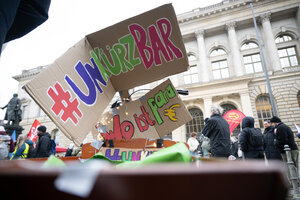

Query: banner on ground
left=23, top=4, right=188, bottom=145
left=100, top=79, right=192, bottom=139
left=27, top=119, right=41, bottom=142
left=223, top=110, right=245, bottom=135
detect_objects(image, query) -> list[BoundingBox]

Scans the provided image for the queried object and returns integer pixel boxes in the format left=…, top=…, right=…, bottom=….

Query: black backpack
left=248, top=128, right=264, bottom=147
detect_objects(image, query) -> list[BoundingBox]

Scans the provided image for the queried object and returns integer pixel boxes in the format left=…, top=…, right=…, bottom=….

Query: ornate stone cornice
left=259, top=12, right=271, bottom=24
left=225, top=21, right=236, bottom=31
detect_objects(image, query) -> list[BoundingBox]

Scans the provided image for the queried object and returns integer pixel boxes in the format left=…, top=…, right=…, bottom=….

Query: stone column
left=240, top=92, right=254, bottom=116
left=226, top=21, right=243, bottom=77
left=203, top=97, right=212, bottom=118
left=260, top=12, right=281, bottom=72
left=296, top=5, right=300, bottom=33
left=195, top=29, right=209, bottom=82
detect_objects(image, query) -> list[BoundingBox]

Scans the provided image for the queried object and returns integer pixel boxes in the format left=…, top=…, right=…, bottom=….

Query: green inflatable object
left=90, top=142, right=191, bottom=168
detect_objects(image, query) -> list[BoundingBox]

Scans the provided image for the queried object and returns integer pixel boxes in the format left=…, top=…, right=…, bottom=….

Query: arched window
left=241, top=42, right=258, bottom=50
left=186, top=108, right=204, bottom=139
left=275, top=34, right=292, bottom=43
left=256, top=95, right=274, bottom=128
left=297, top=91, right=300, bottom=107
left=188, top=54, right=197, bottom=62
left=210, top=48, right=229, bottom=80
left=221, top=103, right=241, bottom=136
left=241, top=42, right=262, bottom=74
left=275, top=34, right=298, bottom=68
left=210, top=48, right=226, bottom=57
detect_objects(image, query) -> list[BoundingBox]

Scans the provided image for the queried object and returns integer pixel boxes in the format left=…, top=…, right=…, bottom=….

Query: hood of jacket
left=242, top=116, right=254, bottom=129
left=38, top=132, right=51, bottom=139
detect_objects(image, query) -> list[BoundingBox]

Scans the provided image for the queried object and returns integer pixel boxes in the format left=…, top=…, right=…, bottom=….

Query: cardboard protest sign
left=86, top=4, right=188, bottom=91
left=100, top=79, right=192, bottom=139
left=100, top=147, right=157, bottom=161
left=23, top=4, right=188, bottom=146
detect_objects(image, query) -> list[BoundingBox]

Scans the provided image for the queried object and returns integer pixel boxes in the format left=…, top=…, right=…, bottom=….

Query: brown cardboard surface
left=141, top=79, right=192, bottom=137
left=24, top=38, right=116, bottom=146
left=86, top=4, right=188, bottom=91
left=100, top=147, right=158, bottom=161
left=23, top=4, right=188, bottom=145
left=100, top=79, right=192, bottom=139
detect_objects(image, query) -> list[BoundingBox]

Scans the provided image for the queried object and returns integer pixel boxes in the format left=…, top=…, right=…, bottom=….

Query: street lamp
left=249, top=1, right=278, bottom=116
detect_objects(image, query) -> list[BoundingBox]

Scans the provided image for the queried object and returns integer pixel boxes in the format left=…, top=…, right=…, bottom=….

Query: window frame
left=255, top=95, right=274, bottom=128
left=185, top=108, right=204, bottom=139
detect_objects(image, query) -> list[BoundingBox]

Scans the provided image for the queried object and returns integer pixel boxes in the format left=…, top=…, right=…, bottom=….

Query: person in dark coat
left=0, top=0, right=51, bottom=55
left=202, top=105, right=231, bottom=158
left=263, top=120, right=282, bottom=160
left=239, top=116, right=264, bottom=159
left=33, top=125, right=51, bottom=158
left=270, top=116, right=299, bottom=171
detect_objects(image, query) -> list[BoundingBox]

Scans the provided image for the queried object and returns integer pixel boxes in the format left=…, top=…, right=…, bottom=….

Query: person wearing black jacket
left=270, top=116, right=298, bottom=170
left=263, top=120, right=282, bottom=160
left=239, top=116, right=264, bottom=159
left=202, top=105, right=231, bottom=158
left=0, top=0, right=51, bottom=55
left=33, top=125, right=51, bottom=158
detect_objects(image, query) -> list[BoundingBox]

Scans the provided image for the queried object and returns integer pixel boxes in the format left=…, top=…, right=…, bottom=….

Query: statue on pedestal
left=1, top=94, right=22, bottom=126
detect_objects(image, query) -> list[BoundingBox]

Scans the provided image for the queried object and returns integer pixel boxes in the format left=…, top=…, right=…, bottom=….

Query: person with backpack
left=239, top=116, right=264, bottom=159
left=33, top=125, right=51, bottom=158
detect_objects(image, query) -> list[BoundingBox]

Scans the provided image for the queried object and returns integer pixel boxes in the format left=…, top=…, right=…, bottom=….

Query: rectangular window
left=184, top=65, right=199, bottom=84
left=212, top=60, right=229, bottom=80
left=278, top=46, right=299, bottom=68
left=243, top=54, right=262, bottom=74
left=22, top=105, right=29, bottom=119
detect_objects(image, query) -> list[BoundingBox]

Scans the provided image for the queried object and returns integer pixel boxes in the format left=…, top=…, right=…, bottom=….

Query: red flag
left=223, top=110, right=246, bottom=135
left=27, top=119, right=41, bottom=142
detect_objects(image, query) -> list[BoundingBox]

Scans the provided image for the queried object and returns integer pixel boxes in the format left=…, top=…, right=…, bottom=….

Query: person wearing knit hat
left=271, top=116, right=299, bottom=183
left=37, top=125, right=46, bottom=133
left=270, top=116, right=281, bottom=123
left=33, top=125, right=51, bottom=158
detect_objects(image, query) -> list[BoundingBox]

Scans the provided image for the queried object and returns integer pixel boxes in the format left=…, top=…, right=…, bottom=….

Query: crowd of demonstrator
left=187, top=105, right=299, bottom=171
left=0, top=125, right=53, bottom=160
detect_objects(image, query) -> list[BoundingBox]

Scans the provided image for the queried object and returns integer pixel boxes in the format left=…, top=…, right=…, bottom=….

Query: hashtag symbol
left=47, top=82, right=82, bottom=125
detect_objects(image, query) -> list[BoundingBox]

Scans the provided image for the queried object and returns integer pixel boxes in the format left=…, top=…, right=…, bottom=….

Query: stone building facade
left=13, top=0, right=300, bottom=147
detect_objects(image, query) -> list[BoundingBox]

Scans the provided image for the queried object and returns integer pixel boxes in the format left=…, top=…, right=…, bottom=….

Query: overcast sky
left=0, top=0, right=222, bottom=118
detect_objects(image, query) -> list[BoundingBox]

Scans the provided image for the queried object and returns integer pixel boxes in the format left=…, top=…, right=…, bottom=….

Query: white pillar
left=297, top=5, right=300, bottom=31
left=195, top=29, right=209, bottom=82
left=240, top=92, right=254, bottom=116
left=226, top=21, right=243, bottom=77
left=260, top=12, right=281, bottom=72
left=203, top=97, right=212, bottom=118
